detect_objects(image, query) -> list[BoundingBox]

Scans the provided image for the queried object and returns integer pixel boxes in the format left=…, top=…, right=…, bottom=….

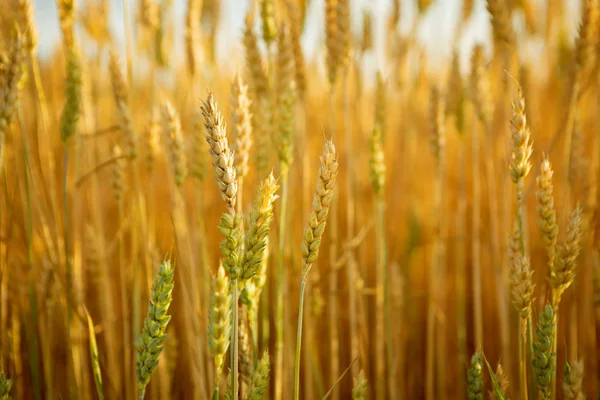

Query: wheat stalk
left=294, top=139, right=338, bottom=400
left=209, top=263, right=232, bottom=399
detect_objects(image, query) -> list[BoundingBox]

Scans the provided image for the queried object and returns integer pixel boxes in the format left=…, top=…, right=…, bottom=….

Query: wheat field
left=0, top=0, right=599, bottom=399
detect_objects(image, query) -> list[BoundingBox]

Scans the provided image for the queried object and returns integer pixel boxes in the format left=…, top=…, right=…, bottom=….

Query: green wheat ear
left=247, top=350, right=270, bottom=400
left=352, top=370, right=368, bottom=400
left=467, top=351, right=484, bottom=400
left=0, top=372, right=12, bottom=400
left=533, top=304, right=556, bottom=400
left=136, top=259, right=175, bottom=398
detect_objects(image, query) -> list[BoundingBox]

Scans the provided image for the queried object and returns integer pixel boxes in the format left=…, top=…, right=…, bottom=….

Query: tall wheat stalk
left=294, top=140, right=338, bottom=400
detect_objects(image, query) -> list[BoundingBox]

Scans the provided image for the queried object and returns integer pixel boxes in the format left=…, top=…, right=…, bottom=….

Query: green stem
left=211, top=375, right=220, bottom=400
left=138, top=387, right=146, bottom=400
left=519, top=318, right=529, bottom=400
left=275, top=167, right=289, bottom=399
left=231, top=279, right=239, bottom=400
left=294, top=272, right=309, bottom=400
left=63, top=146, right=75, bottom=398
left=527, top=315, right=535, bottom=400
left=327, top=85, right=340, bottom=400
left=19, top=113, right=42, bottom=400
left=377, top=198, right=393, bottom=392
left=455, top=136, right=467, bottom=398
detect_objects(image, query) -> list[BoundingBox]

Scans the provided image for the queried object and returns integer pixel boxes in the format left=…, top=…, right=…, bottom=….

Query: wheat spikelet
left=574, top=0, right=598, bottom=77
left=109, top=51, right=137, bottom=158
left=352, top=370, right=368, bottom=399
left=369, top=124, right=385, bottom=197
left=429, top=85, right=446, bottom=165
left=0, top=28, right=27, bottom=156
left=208, top=263, right=231, bottom=383
left=57, top=0, right=75, bottom=48
left=80, top=0, right=110, bottom=44
left=509, top=85, right=533, bottom=186
left=241, top=173, right=278, bottom=281
left=551, top=205, right=583, bottom=305
left=144, top=106, right=160, bottom=174
left=446, top=51, right=465, bottom=134
left=218, top=211, right=245, bottom=280
left=361, top=10, right=373, bottom=54
left=563, top=359, right=585, bottom=400
left=467, top=351, right=483, bottom=400
left=536, top=156, right=559, bottom=267
left=200, top=0, right=220, bottom=64
left=201, top=92, right=238, bottom=214
left=336, top=0, right=351, bottom=70
left=325, top=0, right=339, bottom=84
left=469, top=45, right=493, bottom=130
left=246, top=350, right=270, bottom=400
left=0, top=372, right=12, bottom=400
left=489, top=363, right=510, bottom=399
left=509, top=252, right=534, bottom=319
left=533, top=305, right=556, bottom=400
left=374, top=72, right=386, bottom=136
left=569, top=114, right=586, bottom=185
left=287, top=1, right=306, bottom=98
left=190, top=108, right=208, bottom=182
left=59, top=46, right=82, bottom=144
left=507, top=222, right=521, bottom=276
left=301, top=140, right=339, bottom=271
left=230, top=73, right=253, bottom=180
left=238, top=306, right=254, bottom=390
left=243, top=13, right=268, bottom=97
left=138, top=0, right=160, bottom=31
left=14, top=0, right=37, bottom=53
left=276, top=25, right=296, bottom=169
left=260, top=0, right=277, bottom=46
left=185, top=0, right=200, bottom=77
left=136, top=259, right=175, bottom=393
left=161, top=101, right=187, bottom=186
left=486, top=0, right=515, bottom=50
left=110, top=145, right=126, bottom=201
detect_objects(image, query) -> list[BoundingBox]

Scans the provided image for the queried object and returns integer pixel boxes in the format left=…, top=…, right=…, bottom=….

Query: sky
left=31, top=0, right=579, bottom=78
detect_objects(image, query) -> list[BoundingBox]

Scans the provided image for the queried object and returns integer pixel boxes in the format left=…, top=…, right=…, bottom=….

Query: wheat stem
left=294, top=272, right=309, bottom=400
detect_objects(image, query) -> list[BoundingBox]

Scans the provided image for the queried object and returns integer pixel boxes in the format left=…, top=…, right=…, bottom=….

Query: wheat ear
left=352, top=370, right=368, bottom=400
left=136, top=259, right=175, bottom=399
left=209, top=263, right=232, bottom=399
left=467, top=351, right=484, bottom=400
left=563, top=359, right=585, bottom=400
left=0, top=372, right=12, bottom=400
left=532, top=305, right=556, bottom=400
